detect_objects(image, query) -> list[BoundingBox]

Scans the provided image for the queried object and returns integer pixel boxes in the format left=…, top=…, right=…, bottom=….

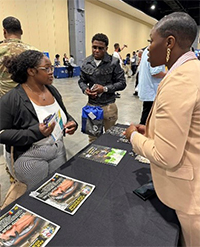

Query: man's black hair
left=2, top=16, right=22, bottom=34
left=154, top=12, right=197, bottom=49
left=114, top=43, right=119, bottom=49
left=92, top=33, right=109, bottom=46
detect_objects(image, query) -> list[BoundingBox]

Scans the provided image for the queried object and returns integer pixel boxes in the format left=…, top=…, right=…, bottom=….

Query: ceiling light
left=150, top=1, right=157, bottom=10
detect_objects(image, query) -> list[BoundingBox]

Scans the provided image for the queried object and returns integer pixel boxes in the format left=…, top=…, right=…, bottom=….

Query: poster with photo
left=29, top=173, right=95, bottom=215
left=79, top=144, right=127, bottom=166
left=0, top=204, right=60, bottom=247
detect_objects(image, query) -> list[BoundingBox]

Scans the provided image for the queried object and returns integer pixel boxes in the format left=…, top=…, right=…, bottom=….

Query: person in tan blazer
left=125, top=12, right=200, bottom=247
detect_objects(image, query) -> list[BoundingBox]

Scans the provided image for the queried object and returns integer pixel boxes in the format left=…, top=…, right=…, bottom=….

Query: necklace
left=25, top=83, right=46, bottom=101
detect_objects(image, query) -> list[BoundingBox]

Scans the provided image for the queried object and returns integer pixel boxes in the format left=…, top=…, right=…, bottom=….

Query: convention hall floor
left=0, top=74, right=142, bottom=207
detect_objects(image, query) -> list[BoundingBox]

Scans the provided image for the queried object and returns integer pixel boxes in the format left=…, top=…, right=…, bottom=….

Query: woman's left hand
left=64, top=121, right=77, bottom=135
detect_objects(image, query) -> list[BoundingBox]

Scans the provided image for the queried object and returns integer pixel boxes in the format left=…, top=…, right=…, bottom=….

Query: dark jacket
left=78, top=53, right=126, bottom=106
left=0, top=84, right=78, bottom=161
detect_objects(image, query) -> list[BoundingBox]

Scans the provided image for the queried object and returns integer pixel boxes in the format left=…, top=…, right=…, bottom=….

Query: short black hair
left=55, top=54, right=60, bottom=58
left=114, top=43, right=119, bottom=49
left=92, top=33, right=109, bottom=46
left=3, top=50, right=44, bottom=84
left=154, top=12, right=197, bottom=49
left=2, top=16, right=22, bottom=34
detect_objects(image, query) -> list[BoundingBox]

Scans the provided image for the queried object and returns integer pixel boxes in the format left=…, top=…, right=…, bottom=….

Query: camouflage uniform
left=0, top=38, right=38, bottom=97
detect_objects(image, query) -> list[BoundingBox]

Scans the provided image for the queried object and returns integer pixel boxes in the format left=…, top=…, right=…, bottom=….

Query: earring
left=166, top=48, right=171, bottom=63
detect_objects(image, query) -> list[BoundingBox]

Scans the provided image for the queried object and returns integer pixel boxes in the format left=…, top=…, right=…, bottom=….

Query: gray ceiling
left=122, top=0, right=200, bottom=25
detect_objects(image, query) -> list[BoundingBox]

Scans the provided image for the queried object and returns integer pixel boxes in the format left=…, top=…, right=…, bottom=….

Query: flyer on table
left=79, top=144, right=127, bottom=166
left=0, top=204, right=60, bottom=247
left=29, top=173, right=95, bottom=215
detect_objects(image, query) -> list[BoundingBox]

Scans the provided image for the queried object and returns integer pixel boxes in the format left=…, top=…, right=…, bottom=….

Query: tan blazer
left=132, top=59, right=200, bottom=214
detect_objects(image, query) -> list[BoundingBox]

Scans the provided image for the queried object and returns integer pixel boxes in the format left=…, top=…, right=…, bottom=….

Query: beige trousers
left=176, top=210, right=200, bottom=247
left=88, top=102, right=118, bottom=143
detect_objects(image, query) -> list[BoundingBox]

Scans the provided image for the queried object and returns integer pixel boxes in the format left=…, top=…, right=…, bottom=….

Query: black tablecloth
left=1, top=124, right=180, bottom=246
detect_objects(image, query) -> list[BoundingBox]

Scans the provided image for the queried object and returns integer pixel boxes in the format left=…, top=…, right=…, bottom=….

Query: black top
left=0, top=84, right=78, bottom=160
left=78, top=53, right=126, bottom=106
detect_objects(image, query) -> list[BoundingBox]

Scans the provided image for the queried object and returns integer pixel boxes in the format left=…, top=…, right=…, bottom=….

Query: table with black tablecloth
left=1, top=124, right=180, bottom=246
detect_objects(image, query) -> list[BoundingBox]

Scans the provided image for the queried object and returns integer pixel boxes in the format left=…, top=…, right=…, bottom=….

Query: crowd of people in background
left=54, top=53, right=76, bottom=78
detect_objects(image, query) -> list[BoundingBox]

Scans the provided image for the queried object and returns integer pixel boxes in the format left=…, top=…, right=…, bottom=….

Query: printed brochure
left=0, top=204, right=60, bottom=247
left=29, top=173, right=95, bottom=215
left=79, top=144, right=127, bottom=166
left=43, top=109, right=64, bottom=141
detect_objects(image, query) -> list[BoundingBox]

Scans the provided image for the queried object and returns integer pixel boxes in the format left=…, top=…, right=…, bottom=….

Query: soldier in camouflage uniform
left=0, top=17, right=38, bottom=186
left=0, top=16, right=38, bottom=97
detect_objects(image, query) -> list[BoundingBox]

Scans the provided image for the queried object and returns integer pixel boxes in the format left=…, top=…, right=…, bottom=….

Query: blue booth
left=54, top=67, right=68, bottom=78
left=73, top=66, right=81, bottom=77
left=54, top=66, right=80, bottom=78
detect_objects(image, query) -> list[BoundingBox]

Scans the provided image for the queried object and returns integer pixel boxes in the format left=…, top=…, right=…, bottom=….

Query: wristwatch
left=103, top=86, right=108, bottom=92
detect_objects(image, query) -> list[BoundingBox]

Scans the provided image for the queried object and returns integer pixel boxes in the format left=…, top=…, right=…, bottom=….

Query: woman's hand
left=64, top=121, right=77, bottom=135
left=39, top=122, right=55, bottom=137
left=124, top=124, right=138, bottom=141
left=135, top=124, right=146, bottom=135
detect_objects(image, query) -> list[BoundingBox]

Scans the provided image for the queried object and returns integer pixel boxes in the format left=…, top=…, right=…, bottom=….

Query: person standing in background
left=78, top=33, right=126, bottom=142
left=63, top=53, right=69, bottom=66
left=113, top=43, right=127, bottom=98
left=125, top=53, right=132, bottom=78
left=113, top=43, right=127, bottom=67
left=131, top=51, right=137, bottom=76
left=0, top=16, right=38, bottom=97
left=54, top=54, right=60, bottom=67
left=138, top=47, right=166, bottom=124
left=133, top=49, right=143, bottom=96
left=68, top=55, right=75, bottom=78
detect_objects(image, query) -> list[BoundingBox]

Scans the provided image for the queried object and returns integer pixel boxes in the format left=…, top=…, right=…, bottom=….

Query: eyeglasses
left=36, top=66, right=54, bottom=73
left=92, top=45, right=105, bottom=51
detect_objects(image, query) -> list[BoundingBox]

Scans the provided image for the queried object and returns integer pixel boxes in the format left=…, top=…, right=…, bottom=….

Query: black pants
left=67, top=65, right=74, bottom=77
left=140, top=101, right=153, bottom=125
left=135, top=72, right=139, bottom=88
left=131, top=65, right=137, bottom=76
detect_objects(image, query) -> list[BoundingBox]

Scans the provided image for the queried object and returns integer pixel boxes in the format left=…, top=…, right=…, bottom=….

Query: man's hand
left=90, top=84, right=104, bottom=94
left=64, top=121, right=77, bottom=135
left=85, top=88, right=97, bottom=99
left=39, top=122, right=55, bottom=137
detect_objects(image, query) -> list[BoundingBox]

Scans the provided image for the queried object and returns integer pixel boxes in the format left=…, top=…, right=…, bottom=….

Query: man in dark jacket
left=78, top=33, right=126, bottom=142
